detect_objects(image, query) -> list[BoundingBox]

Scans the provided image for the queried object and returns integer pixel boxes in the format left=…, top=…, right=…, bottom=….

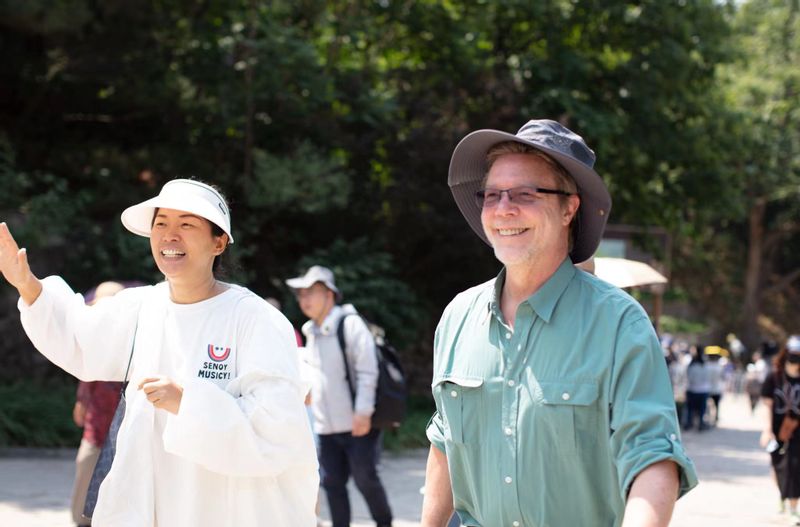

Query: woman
left=760, top=335, right=800, bottom=522
left=684, top=344, right=711, bottom=431
left=0, top=179, right=318, bottom=526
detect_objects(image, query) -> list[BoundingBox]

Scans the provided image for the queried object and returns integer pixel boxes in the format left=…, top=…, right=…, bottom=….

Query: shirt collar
left=528, top=258, right=576, bottom=323
left=312, top=305, right=342, bottom=336
left=488, top=258, right=576, bottom=324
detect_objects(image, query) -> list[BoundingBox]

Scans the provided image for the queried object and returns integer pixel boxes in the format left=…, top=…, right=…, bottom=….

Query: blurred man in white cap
left=421, top=120, right=697, bottom=527
left=287, top=265, right=393, bottom=527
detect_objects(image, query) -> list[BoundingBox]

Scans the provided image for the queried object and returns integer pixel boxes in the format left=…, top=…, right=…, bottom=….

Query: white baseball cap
left=120, top=179, right=234, bottom=244
left=286, top=265, right=342, bottom=302
left=787, top=335, right=800, bottom=354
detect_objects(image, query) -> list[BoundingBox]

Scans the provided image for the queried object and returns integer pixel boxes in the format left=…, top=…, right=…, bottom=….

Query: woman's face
left=150, top=208, right=227, bottom=284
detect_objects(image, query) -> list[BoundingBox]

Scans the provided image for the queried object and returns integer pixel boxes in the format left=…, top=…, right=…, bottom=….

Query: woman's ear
left=213, top=233, right=229, bottom=256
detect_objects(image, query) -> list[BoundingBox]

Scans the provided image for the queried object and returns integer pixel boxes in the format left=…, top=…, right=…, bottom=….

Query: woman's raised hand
left=0, top=222, right=42, bottom=304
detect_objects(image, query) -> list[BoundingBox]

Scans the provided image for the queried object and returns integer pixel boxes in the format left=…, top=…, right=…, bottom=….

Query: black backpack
left=336, top=313, right=408, bottom=429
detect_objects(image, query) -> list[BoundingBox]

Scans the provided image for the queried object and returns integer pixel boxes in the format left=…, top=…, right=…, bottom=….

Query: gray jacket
left=300, top=304, right=378, bottom=434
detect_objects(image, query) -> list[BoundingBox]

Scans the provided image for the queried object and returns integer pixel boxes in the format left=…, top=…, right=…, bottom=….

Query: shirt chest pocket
left=538, top=381, right=600, bottom=455
left=433, top=376, right=484, bottom=445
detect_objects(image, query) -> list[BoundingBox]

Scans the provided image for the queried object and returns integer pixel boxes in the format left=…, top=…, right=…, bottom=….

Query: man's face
left=480, top=153, right=580, bottom=268
left=296, top=282, right=334, bottom=321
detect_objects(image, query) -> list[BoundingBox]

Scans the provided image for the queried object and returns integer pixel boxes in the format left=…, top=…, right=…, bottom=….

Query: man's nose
left=494, top=192, right=517, bottom=213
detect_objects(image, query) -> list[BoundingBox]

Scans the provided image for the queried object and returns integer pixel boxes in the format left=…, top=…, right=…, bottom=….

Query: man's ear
left=563, top=194, right=580, bottom=225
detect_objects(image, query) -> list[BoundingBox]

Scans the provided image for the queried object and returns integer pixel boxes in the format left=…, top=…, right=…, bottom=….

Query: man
left=287, top=265, right=393, bottom=527
left=421, top=120, right=697, bottom=527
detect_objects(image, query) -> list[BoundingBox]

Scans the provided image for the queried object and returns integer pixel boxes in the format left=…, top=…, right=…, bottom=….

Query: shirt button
left=504, top=476, right=512, bottom=484
left=512, top=522, right=520, bottom=527
left=450, top=390, right=458, bottom=398
left=517, top=344, right=522, bottom=351
left=507, top=380, right=515, bottom=387
left=505, top=332, right=512, bottom=339
left=504, top=427, right=513, bottom=435
left=561, top=392, right=570, bottom=401
left=670, top=433, right=677, bottom=441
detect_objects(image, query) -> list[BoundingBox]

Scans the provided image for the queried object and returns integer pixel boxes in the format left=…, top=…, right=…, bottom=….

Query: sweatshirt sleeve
left=18, top=276, right=142, bottom=382
left=162, top=297, right=316, bottom=478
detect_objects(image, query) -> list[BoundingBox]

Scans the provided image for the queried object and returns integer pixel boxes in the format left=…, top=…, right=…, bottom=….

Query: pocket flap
left=432, top=375, right=484, bottom=388
left=540, top=381, right=598, bottom=406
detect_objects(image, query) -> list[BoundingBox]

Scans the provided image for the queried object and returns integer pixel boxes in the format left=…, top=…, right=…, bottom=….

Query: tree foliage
left=1, top=0, right=788, bottom=386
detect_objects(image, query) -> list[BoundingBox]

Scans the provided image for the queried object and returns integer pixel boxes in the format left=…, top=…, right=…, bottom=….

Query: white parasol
left=592, top=257, right=668, bottom=289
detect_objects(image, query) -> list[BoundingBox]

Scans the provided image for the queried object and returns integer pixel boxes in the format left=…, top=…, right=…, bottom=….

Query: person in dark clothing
left=760, top=335, right=800, bottom=523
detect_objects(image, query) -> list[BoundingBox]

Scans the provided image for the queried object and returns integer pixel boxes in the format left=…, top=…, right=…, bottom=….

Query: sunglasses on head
left=787, top=354, right=800, bottom=364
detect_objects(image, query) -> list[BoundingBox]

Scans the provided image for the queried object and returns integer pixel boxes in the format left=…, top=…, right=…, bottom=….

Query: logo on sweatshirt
left=208, top=344, right=231, bottom=362
left=198, top=344, right=233, bottom=381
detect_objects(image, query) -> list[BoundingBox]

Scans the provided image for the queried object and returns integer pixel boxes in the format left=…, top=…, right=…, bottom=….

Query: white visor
left=120, top=179, right=234, bottom=244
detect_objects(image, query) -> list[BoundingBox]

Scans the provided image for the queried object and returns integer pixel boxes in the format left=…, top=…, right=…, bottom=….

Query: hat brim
left=285, top=277, right=342, bottom=302
left=121, top=194, right=235, bottom=244
left=448, top=129, right=611, bottom=263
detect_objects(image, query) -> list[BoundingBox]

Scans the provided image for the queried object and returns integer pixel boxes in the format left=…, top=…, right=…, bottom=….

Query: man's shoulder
left=570, top=269, right=650, bottom=324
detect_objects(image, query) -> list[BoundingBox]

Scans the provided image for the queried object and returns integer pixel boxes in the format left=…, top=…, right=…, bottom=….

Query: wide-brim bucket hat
left=286, top=265, right=342, bottom=302
left=121, top=179, right=234, bottom=244
left=448, top=119, right=611, bottom=263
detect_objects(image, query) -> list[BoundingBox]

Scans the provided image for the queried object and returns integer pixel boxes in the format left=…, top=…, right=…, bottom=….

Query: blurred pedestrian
left=668, top=347, right=689, bottom=427
left=0, top=179, right=317, bottom=526
left=705, top=346, right=727, bottom=426
left=70, top=281, right=125, bottom=526
left=760, top=335, right=800, bottom=522
left=287, top=265, right=393, bottom=527
left=745, top=350, right=769, bottom=413
left=422, top=119, right=696, bottom=527
left=685, top=345, right=711, bottom=431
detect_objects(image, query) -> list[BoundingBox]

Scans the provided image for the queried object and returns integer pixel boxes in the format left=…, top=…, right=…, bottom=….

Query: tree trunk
left=741, top=199, right=765, bottom=351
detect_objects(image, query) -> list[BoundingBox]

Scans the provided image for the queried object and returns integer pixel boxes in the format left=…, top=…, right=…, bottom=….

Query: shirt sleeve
left=425, top=312, right=449, bottom=453
left=343, top=315, right=379, bottom=416
left=18, top=276, right=141, bottom=382
left=162, top=298, right=316, bottom=478
left=609, top=315, right=699, bottom=502
left=426, top=411, right=447, bottom=453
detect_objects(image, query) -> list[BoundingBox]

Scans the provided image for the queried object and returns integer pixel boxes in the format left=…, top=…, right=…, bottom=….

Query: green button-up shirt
left=427, top=258, right=697, bottom=527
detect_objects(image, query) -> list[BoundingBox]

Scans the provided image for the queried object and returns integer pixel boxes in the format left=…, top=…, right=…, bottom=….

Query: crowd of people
left=664, top=334, right=800, bottom=525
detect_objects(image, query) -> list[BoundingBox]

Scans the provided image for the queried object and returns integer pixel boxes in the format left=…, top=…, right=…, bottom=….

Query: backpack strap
left=336, top=313, right=357, bottom=407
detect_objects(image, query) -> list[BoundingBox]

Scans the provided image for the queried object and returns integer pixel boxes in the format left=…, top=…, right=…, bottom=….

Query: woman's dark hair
left=689, top=345, right=705, bottom=365
left=773, top=346, right=790, bottom=377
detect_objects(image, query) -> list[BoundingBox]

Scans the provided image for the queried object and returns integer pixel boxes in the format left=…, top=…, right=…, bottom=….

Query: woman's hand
left=138, top=375, right=184, bottom=414
left=0, top=222, right=42, bottom=304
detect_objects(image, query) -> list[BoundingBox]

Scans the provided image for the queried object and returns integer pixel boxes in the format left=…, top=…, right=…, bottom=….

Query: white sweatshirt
left=19, top=277, right=318, bottom=527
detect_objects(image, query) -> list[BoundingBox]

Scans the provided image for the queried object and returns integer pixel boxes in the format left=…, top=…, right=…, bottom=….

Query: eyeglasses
left=475, top=186, right=574, bottom=208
